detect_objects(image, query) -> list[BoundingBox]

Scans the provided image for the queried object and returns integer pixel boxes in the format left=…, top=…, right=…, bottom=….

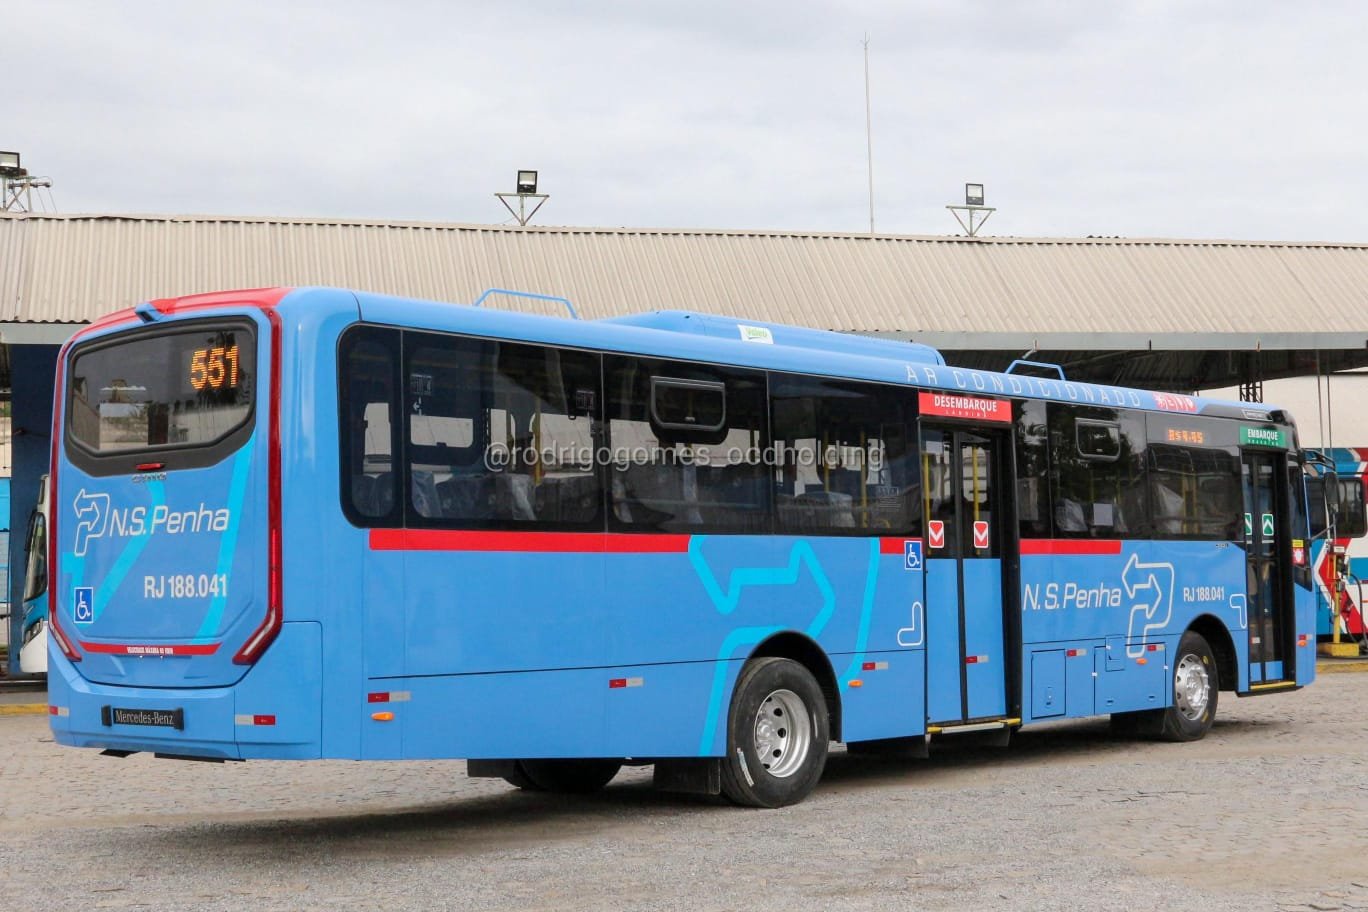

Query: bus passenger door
left=922, top=427, right=1010, bottom=724
left=1242, top=450, right=1293, bottom=684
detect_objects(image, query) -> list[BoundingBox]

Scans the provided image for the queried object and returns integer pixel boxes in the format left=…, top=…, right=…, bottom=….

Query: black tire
left=720, top=657, right=830, bottom=808
left=1156, top=630, right=1219, bottom=742
left=517, top=758, right=622, bottom=794
left=1110, top=630, right=1218, bottom=742
left=501, top=760, right=544, bottom=791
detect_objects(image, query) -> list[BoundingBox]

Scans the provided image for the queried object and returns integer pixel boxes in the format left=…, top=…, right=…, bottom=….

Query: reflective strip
left=861, top=661, right=889, bottom=671
left=1066, top=648, right=1087, bottom=658
left=235, top=714, right=277, bottom=726
left=965, top=655, right=989, bottom=664
left=48, top=705, right=70, bottom=718
left=366, top=691, right=411, bottom=704
left=609, top=677, right=644, bottom=689
left=80, top=641, right=219, bottom=657
left=1147, top=643, right=1163, bottom=652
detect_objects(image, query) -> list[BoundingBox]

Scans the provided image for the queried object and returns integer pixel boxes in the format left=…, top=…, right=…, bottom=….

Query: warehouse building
left=3, top=211, right=1367, bottom=663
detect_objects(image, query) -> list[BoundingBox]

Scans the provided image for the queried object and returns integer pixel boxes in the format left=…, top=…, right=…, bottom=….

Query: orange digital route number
left=190, top=344, right=240, bottom=391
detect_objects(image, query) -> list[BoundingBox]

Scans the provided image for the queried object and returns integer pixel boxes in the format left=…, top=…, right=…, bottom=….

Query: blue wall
left=8, top=343, right=59, bottom=675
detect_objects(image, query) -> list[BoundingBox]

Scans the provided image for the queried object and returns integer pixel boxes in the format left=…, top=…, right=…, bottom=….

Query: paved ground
left=2, top=675, right=1367, bottom=912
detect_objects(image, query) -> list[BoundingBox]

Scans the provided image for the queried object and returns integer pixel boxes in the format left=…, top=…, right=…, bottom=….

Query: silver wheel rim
left=753, top=688, right=812, bottom=779
left=1174, top=654, right=1210, bottom=720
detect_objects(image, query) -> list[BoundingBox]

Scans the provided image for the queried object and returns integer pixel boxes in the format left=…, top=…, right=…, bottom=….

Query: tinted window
left=1015, top=400, right=1051, bottom=538
left=1146, top=416, right=1241, bottom=540
left=1049, top=405, right=1147, bottom=538
left=22, top=514, right=45, bottom=601
left=340, top=327, right=401, bottom=525
left=607, top=356, right=768, bottom=533
left=771, top=376, right=918, bottom=536
left=405, top=333, right=602, bottom=528
left=68, top=322, right=256, bottom=455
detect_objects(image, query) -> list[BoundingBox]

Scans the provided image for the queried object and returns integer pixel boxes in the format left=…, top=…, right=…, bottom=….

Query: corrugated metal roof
left=2, top=212, right=1367, bottom=344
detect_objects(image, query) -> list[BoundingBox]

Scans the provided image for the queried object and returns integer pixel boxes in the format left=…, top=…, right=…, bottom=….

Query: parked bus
left=17, top=474, right=50, bottom=674
left=46, top=287, right=1318, bottom=807
left=1306, top=448, right=1368, bottom=650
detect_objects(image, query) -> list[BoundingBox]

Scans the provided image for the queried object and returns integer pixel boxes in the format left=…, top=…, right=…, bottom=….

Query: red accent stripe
left=369, top=529, right=691, bottom=554
left=79, top=642, right=220, bottom=656
left=234, top=305, right=284, bottom=665
left=146, top=288, right=290, bottom=315
left=1020, top=539, right=1124, bottom=556
left=880, top=537, right=917, bottom=554
left=69, top=289, right=292, bottom=343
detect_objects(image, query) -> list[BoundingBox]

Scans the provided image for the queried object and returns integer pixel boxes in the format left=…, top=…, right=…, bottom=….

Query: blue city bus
left=47, top=287, right=1317, bottom=807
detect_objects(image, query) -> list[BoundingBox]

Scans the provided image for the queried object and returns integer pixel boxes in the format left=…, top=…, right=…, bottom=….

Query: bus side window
left=606, top=355, right=769, bottom=534
left=770, top=375, right=919, bottom=536
left=1048, top=405, right=1147, bottom=539
left=1015, top=400, right=1050, bottom=539
left=1145, top=416, right=1242, bottom=541
left=339, top=327, right=400, bottom=526
left=405, top=333, right=603, bottom=528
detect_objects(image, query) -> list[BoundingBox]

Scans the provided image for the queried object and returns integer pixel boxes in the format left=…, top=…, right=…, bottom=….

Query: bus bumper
left=47, top=621, right=322, bottom=761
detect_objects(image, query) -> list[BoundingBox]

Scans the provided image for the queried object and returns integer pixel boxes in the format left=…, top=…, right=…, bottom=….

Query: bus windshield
left=22, top=508, right=45, bottom=602
left=67, top=321, right=256, bottom=456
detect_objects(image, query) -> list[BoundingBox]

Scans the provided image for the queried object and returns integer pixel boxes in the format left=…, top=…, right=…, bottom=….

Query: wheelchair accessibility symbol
left=903, top=540, right=923, bottom=571
left=73, top=587, right=95, bottom=625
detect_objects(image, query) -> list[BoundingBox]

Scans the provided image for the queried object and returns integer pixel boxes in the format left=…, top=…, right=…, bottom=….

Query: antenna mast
left=863, top=35, right=875, bottom=235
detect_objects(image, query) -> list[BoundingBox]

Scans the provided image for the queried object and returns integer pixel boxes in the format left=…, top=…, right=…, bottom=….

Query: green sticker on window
left=1240, top=426, right=1287, bottom=448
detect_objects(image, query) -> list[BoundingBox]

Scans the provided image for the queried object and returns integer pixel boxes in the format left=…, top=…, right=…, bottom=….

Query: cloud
left=7, top=0, right=1367, bottom=241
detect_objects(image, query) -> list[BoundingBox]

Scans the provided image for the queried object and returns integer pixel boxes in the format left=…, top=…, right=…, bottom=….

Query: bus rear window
left=68, top=322, right=257, bottom=455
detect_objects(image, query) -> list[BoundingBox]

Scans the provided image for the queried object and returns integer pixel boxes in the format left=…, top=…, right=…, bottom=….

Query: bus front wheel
left=720, top=657, right=830, bottom=808
left=1111, top=630, right=1218, bottom=742
left=1158, top=630, right=1219, bottom=741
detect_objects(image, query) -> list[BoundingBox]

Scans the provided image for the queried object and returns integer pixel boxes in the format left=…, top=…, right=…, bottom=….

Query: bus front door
left=1242, top=450, right=1294, bottom=685
left=921, top=427, right=1010, bottom=724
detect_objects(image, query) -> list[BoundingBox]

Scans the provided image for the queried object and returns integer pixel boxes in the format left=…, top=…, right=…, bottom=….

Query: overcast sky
left=8, top=1, right=1368, bottom=241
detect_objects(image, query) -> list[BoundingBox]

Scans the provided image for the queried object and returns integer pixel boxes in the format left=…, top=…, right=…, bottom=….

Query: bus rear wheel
left=515, top=759, right=622, bottom=794
left=720, top=657, right=830, bottom=808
